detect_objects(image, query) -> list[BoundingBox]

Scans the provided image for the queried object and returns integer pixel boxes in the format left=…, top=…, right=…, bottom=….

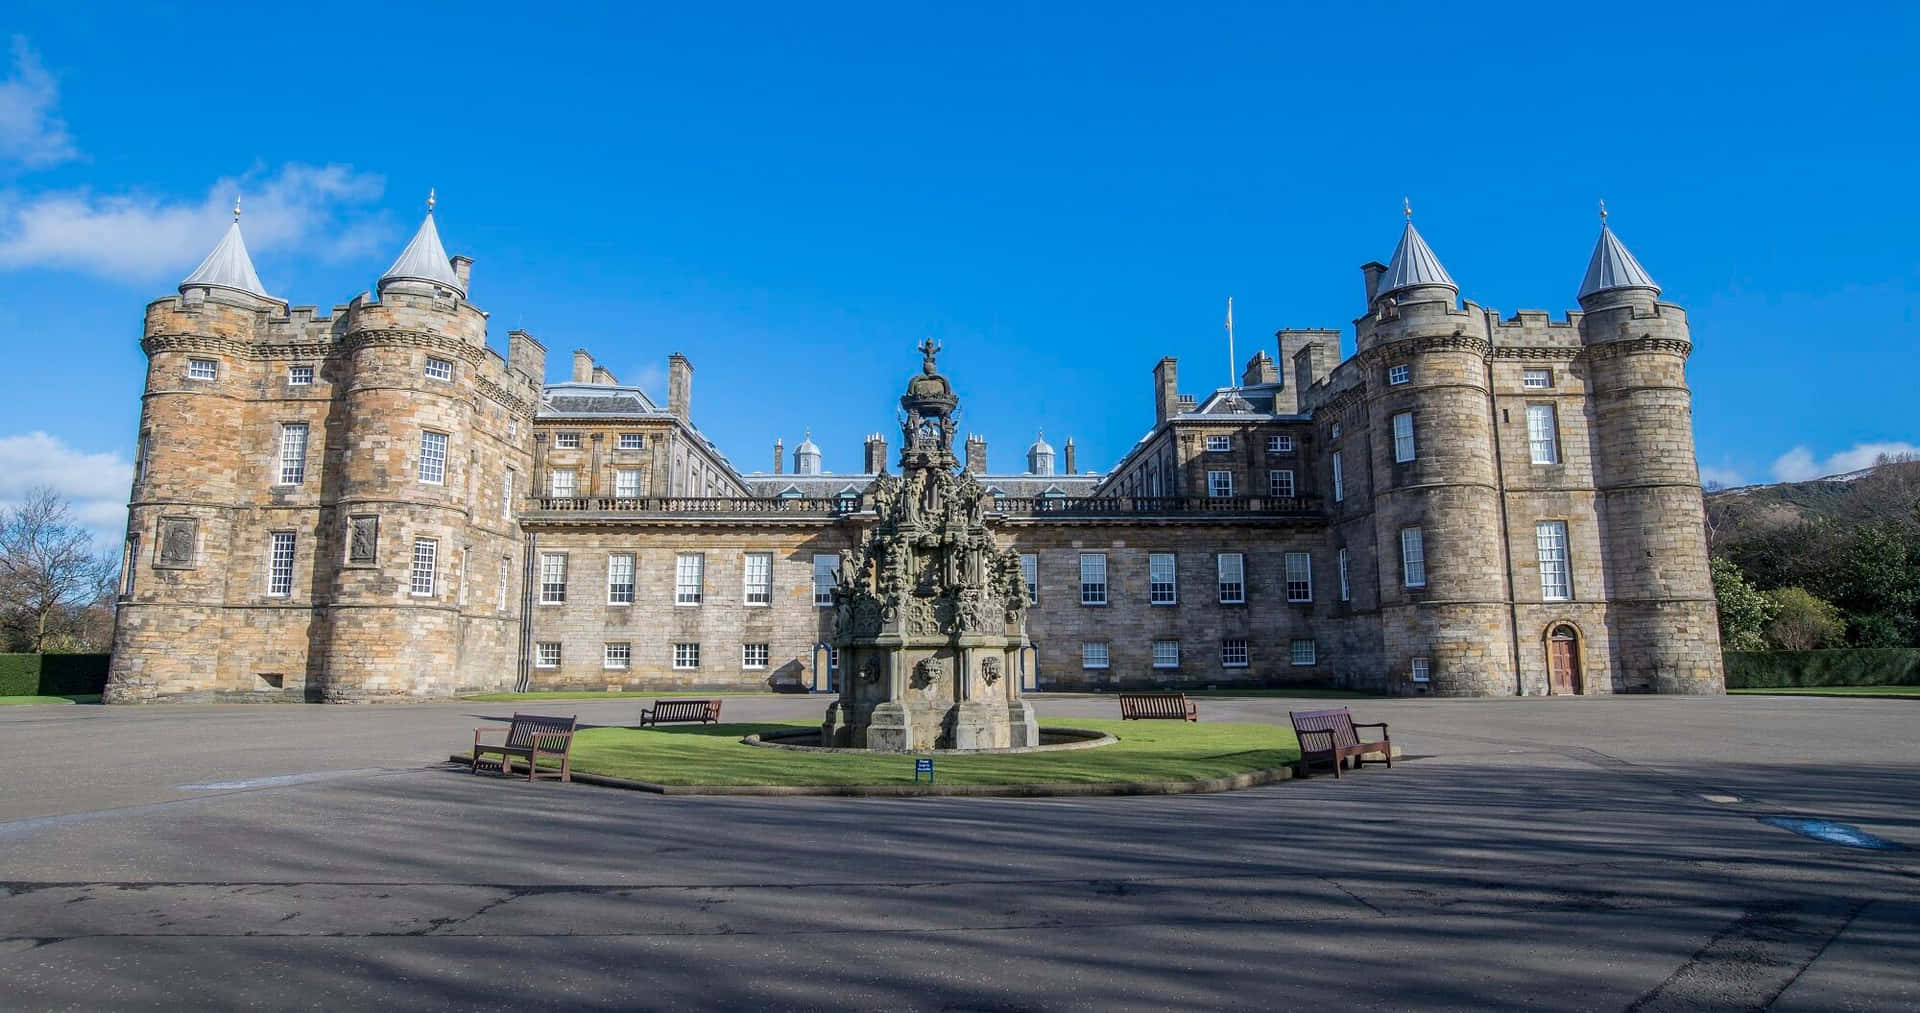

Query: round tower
left=1578, top=218, right=1724, bottom=693
left=1360, top=215, right=1516, bottom=696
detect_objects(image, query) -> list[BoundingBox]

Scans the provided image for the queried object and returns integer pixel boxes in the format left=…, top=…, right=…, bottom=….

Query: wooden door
left=1548, top=627, right=1582, bottom=695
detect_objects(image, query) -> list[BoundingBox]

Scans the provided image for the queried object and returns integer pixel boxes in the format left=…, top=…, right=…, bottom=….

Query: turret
left=1026, top=431, right=1055, bottom=476
left=795, top=431, right=823, bottom=475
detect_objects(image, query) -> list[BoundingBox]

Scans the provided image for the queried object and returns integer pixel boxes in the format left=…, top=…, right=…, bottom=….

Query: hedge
left=1723, top=648, right=1920, bottom=689
left=0, top=654, right=112, bottom=697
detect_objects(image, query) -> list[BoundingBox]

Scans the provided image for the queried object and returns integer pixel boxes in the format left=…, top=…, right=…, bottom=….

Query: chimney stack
left=1241, top=351, right=1278, bottom=387
left=667, top=353, right=692, bottom=421
left=774, top=438, right=784, bottom=475
left=864, top=433, right=889, bottom=474
left=1153, top=357, right=1180, bottom=425
left=1064, top=438, right=1077, bottom=475
left=591, top=365, right=617, bottom=385
left=1361, top=261, right=1388, bottom=305
left=571, top=349, right=593, bottom=383
left=450, top=255, right=473, bottom=293
left=964, top=434, right=987, bottom=474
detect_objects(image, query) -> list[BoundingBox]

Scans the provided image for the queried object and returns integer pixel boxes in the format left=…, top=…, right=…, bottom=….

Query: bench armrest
left=1351, top=721, right=1389, bottom=731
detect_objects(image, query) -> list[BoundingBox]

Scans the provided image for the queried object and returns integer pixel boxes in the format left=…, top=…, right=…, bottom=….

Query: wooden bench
left=1119, top=693, right=1198, bottom=721
left=639, top=699, right=723, bottom=726
left=1289, top=707, right=1390, bottom=778
left=471, top=713, right=577, bottom=783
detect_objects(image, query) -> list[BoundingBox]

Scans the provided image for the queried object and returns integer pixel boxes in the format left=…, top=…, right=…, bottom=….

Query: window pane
left=607, top=554, right=635, bottom=604
left=1079, top=553, right=1107, bottom=605
left=1522, top=369, right=1551, bottom=389
left=1411, top=657, right=1432, bottom=682
left=1208, top=470, right=1234, bottom=498
left=535, top=642, right=560, bottom=667
left=1081, top=642, right=1109, bottom=669
left=411, top=538, right=437, bottom=596
left=1268, top=469, right=1294, bottom=498
left=1338, top=547, right=1350, bottom=602
left=1149, top=552, right=1177, bottom=604
left=268, top=532, right=296, bottom=596
left=743, top=643, right=770, bottom=668
left=615, top=468, right=642, bottom=498
left=1152, top=640, right=1180, bottom=668
left=1332, top=451, right=1345, bottom=502
left=1388, top=364, right=1410, bottom=385
left=811, top=553, right=836, bottom=606
left=424, top=357, right=453, bottom=381
left=1218, top=552, right=1245, bottom=604
left=1285, top=552, right=1312, bottom=602
left=1402, top=528, right=1426, bottom=587
left=278, top=424, right=308, bottom=485
left=288, top=365, right=313, bottom=385
left=605, top=643, right=631, bottom=669
left=1527, top=404, right=1559, bottom=464
left=540, top=553, right=567, bottom=604
left=619, top=433, right=644, bottom=450
left=1537, top=521, right=1571, bottom=600
left=1221, top=639, right=1249, bottom=667
left=1020, top=553, right=1038, bottom=604
left=418, top=431, right=447, bottom=484
left=741, top=552, right=773, bottom=605
left=1393, top=412, right=1415, bottom=463
left=673, top=643, right=700, bottom=669
left=676, top=553, right=705, bottom=604
left=188, top=358, right=217, bottom=380
left=1291, top=639, right=1316, bottom=666
left=549, top=469, right=576, bottom=498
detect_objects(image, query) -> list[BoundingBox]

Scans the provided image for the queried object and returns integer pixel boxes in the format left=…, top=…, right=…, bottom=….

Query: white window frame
left=604, top=642, right=631, bottom=670
left=812, top=553, right=837, bottom=607
left=1392, top=412, right=1416, bottom=463
left=673, top=642, right=701, bottom=670
left=1402, top=527, right=1427, bottom=588
left=1332, top=451, right=1345, bottom=502
left=607, top=553, right=635, bottom=605
left=1268, top=469, right=1295, bottom=498
left=287, top=364, right=314, bottom=386
left=277, top=423, right=308, bottom=486
left=1217, top=552, right=1245, bottom=604
left=615, top=468, right=642, bottom=499
left=1411, top=657, right=1432, bottom=682
left=553, top=431, right=581, bottom=450
left=1079, top=552, right=1108, bottom=606
left=187, top=358, right=217, bottom=380
left=1291, top=639, right=1317, bottom=666
left=1537, top=520, right=1572, bottom=601
left=1221, top=639, right=1249, bottom=668
left=1526, top=404, right=1560, bottom=465
left=745, top=552, right=774, bottom=606
left=1081, top=642, right=1110, bottom=670
left=675, top=553, right=705, bottom=605
left=1207, top=470, right=1234, bottom=498
left=122, top=535, right=141, bottom=596
left=1522, top=368, right=1552, bottom=389
left=410, top=538, right=437, bottom=597
left=1152, top=639, right=1180, bottom=669
left=1204, top=435, right=1231, bottom=453
left=502, top=468, right=515, bottom=521
left=1267, top=435, right=1294, bottom=453
left=1338, top=547, right=1351, bottom=602
left=1020, top=553, right=1038, bottom=604
left=539, top=552, right=567, bottom=604
left=418, top=431, right=448, bottom=485
left=549, top=468, right=577, bottom=499
left=507, top=417, right=518, bottom=440
left=423, top=356, right=454, bottom=382
left=1285, top=551, right=1313, bottom=603
left=742, top=643, right=770, bottom=669
left=535, top=642, right=561, bottom=668
left=1388, top=363, right=1411, bottom=385
left=498, top=556, right=511, bottom=611
left=618, top=433, right=644, bottom=451
left=268, top=532, right=296, bottom=597
left=1149, top=552, right=1177, bottom=605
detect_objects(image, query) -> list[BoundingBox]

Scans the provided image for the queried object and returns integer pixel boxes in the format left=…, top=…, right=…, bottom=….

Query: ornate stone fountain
left=821, top=340, right=1040, bottom=751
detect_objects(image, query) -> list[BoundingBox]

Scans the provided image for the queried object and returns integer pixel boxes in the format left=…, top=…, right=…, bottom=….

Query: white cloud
left=0, top=37, right=77, bottom=169
left=1698, top=464, right=1745, bottom=489
left=1770, top=441, right=1920, bottom=483
left=0, top=431, right=131, bottom=544
left=0, top=162, right=388, bottom=283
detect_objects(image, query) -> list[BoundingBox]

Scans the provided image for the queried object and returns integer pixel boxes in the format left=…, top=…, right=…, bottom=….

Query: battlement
left=1489, top=308, right=1583, bottom=349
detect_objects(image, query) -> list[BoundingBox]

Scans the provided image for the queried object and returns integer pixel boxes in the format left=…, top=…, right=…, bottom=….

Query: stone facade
left=105, top=212, right=1723, bottom=701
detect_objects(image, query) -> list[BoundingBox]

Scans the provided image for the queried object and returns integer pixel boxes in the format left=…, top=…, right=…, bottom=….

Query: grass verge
left=558, top=719, right=1299, bottom=787
left=461, top=690, right=785, bottom=702
left=1730, top=686, right=1920, bottom=698
left=0, top=694, right=101, bottom=706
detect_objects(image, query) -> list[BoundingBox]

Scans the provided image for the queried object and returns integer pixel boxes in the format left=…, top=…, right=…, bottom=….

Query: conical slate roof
left=1578, top=224, right=1660, bottom=299
left=1027, top=431, right=1054, bottom=455
left=180, top=220, right=271, bottom=298
left=380, top=211, right=464, bottom=295
left=1376, top=222, right=1457, bottom=298
left=795, top=430, right=821, bottom=454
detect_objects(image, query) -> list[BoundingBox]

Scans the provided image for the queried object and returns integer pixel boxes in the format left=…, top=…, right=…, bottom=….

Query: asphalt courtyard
left=1, top=693, right=1915, bottom=1011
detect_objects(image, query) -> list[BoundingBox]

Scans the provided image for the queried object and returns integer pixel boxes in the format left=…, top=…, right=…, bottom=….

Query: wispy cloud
left=1698, top=463, right=1745, bottom=489
left=1770, top=441, right=1920, bottom=483
left=0, top=162, right=389, bottom=284
left=0, top=37, right=77, bottom=169
left=0, top=431, right=131, bottom=544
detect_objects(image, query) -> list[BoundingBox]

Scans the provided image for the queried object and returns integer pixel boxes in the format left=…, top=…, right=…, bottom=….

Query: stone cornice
left=1586, top=336, right=1692, bottom=361
left=1490, top=345, right=1584, bottom=360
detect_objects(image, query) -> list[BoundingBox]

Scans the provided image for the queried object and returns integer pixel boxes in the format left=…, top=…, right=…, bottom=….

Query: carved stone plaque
left=981, top=657, right=1001, bottom=686
left=155, top=517, right=197, bottom=568
left=347, top=515, right=379, bottom=566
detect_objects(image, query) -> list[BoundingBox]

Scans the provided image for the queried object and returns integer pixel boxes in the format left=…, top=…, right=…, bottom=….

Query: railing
left=534, top=496, right=861, bottom=516
left=991, top=495, right=1322, bottom=517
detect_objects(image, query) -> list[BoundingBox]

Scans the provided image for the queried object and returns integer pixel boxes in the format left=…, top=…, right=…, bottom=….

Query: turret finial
left=427, top=187, right=436, bottom=214
left=232, top=195, right=242, bottom=222
left=1403, top=196, right=1412, bottom=222
left=1599, top=198, right=1608, bottom=224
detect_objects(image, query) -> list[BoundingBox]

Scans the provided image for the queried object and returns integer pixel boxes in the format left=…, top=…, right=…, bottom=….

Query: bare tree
left=0, top=487, right=117, bottom=653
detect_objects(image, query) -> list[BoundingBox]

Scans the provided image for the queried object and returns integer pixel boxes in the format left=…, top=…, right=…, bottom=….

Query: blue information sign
left=914, top=757, right=934, bottom=784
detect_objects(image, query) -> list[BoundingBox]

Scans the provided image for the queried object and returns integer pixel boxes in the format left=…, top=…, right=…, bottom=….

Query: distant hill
left=1706, top=457, right=1920, bottom=552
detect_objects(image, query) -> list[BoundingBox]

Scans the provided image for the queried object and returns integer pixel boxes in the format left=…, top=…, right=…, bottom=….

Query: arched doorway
left=1546, top=625, right=1583, bottom=695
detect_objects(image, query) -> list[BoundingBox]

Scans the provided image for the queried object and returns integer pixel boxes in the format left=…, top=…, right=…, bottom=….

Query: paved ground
left=1, top=693, right=1915, bottom=1011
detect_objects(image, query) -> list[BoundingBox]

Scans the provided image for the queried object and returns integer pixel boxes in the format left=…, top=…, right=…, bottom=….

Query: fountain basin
left=745, top=726, right=1116, bottom=754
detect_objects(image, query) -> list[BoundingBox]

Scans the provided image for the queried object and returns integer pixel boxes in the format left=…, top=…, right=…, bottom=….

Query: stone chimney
left=571, top=349, right=593, bottom=383
left=591, top=365, right=617, bottom=385
left=507, top=329, right=545, bottom=383
left=1361, top=261, right=1388, bottom=305
left=864, top=433, right=888, bottom=474
left=1154, top=357, right=1179, bottom=425
left=1064, top=438, right=1077, bottom=475
left=1292, top=340, right=1331, bottom=402
left=667, top=353, right=692, bottom=421
left=1241, top=351, right=1278, bottom=387
left=774, top=438, right=784, bottom=475
left=450, top=255, right=473, bottom=293
left=964, top=434, right=987, bottom=475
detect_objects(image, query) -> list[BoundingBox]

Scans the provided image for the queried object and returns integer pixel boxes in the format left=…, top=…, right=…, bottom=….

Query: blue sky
left=2, top=2, right=1916, bottom=539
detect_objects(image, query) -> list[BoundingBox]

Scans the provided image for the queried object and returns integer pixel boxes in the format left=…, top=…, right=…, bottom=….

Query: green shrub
left=1723, top=649, right=1920, bottom=688
left=0, top=654, right=111, bottom=696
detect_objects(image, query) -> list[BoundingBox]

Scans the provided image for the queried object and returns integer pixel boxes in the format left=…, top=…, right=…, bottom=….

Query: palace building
left=104, top=201, right=1724, bottom=702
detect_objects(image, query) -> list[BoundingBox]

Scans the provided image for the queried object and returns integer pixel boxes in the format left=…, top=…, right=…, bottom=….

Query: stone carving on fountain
left=821, top=339, right=1041, bottom=751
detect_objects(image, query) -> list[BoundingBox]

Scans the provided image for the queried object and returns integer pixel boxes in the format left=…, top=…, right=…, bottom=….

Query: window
left=742, top=643, right=770, bottom=669
left=1207, top=470, right=1234, bottom=498
left=410, top=538, right=437, bottom=596
left=535, top=642, right=560, bottom=668
left=1401, top=527, right=1426, bottom=588
left=1537, top=520, right=1572, bottom=601
left=605, top=642, right=631, bottom=670
left=553, top=431, right=580, bottom=449
left=1411, top=657, right=1432, bottom=682
left=1205, top=435, right=1231, bottom=452
left=122, top=536, right=140, bottom=596
left=1267, top=435, right=1294, bottom=453
left=1081, top=642, right=1110, bottom=669
left=135, top=433, right=149, bottom=484
left=615, top=468, right=642, bottom=499
left=1221, top=639, right=1249, bottom=668
left=1332, top=451, right=1345, bottom=502
left=457, top=549, right=468, bottom=606
left=607, top=553, right=635, bottom=605
left=507, top=417, right=518, bottom=440
left=1388, top=363, right=1411, bottom=385
left=549, top=469, right=577, bottom=499
left=502, top=469, right=515, bottom=520
left=1331, top=423, right=1342, bottom=440
left=1291, top=639, right=1317, bottom=666
left=268, top=532, right=296, bottom=597
left=675, top=553, right=705, bottom=604
left=277, top=424, right=308, bottom=485
left=187, top=358, right=217, bottom=380
left=539, top=552, right=567, bottom=604
left=1020, top=553, right=1038, bottom=604
left=619, top=433, right=644, bottom=450
left=418, top=431, right=448, bottom=484
left=673, top=642, right=701, bottom=669
left=498, top=556, right=510, bottom=611
left=1392, top=412, right=1416, bottom=463
left=1522, top=368, right=1552, bottom=389
left=1149, top=552, right=1177, bottom=605
left=1526, top=404, right=1560, bottom=464
left=811, top=553, right=836, bottom=606
left=1268, top=469, right=1295, bottom=498
left=1338, top=548, right=1351, bottom=602
left=1079, top=552, right=1107, bottom=605
left=288, top=365, right=313, bottom=386
left=1217, top=552, right=1245, bottom=604
left=1152, top=640, right=1180, bottom=669
left=423, top=356, right=454, bottom=382
left=743, top=552, right=774, bottom=605
left=1285, top=551, right=1313, bottom=602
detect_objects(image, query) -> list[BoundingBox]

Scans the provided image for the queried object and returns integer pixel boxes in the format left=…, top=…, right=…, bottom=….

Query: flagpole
left=1226, top=296, right=1235, bottom=389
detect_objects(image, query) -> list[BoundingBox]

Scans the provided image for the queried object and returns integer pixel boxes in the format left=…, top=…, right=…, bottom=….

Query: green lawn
left=0, top=694, right=101, bottom=706
left=461, top=690, right=785, bottom=702
left=1730, top=686, right=1920, bottom=698
left=557, top=719, right=1300, bottom=786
